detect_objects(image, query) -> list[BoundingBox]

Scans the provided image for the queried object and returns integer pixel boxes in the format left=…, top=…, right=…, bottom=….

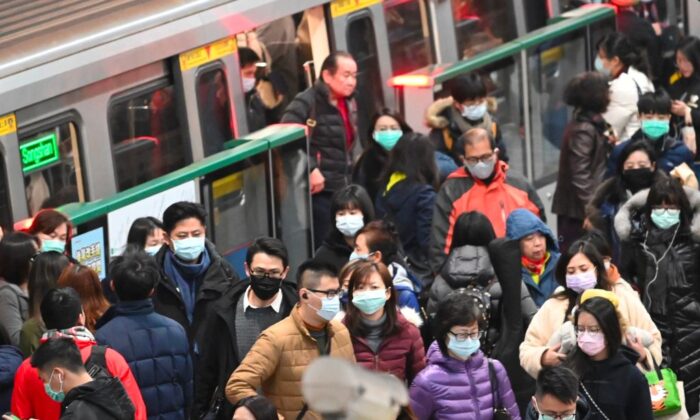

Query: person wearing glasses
left=410, top=289, right=520, bottom=420
left=194, top=237, right=298, bottom=420
left=225, top=260, right=355, bottom=420
left=430, top=127, right=544, bottom=272
left=525, top=366, right=589, bottom=420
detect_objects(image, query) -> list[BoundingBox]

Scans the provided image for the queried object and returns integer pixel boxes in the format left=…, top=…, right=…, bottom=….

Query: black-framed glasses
left=250, top=268, right=284, bottom=280
left=448, top=330, right=485, bottom=341
left=307, top=288, right=342, bottom=299
left=464, top=153, right=495, bottom=166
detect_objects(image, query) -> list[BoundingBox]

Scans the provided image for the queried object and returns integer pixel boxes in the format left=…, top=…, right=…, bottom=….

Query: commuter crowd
left=1, top=4, right=700, bottom=419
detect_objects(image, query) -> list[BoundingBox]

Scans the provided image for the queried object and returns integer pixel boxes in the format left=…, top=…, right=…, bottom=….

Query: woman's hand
left=310, top=168, right=325, bottom=195
left=671, top=100, right=690, bottom=117
left=541, top=343, right=566, bottom=367
left=626, top=332, right=647, bottom=364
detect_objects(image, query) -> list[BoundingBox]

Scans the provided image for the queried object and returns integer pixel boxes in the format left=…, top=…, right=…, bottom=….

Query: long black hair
left=366, top=108, right=413, bottom=146
left=27, top=251, right=70, bottom=318
left=381, top=132, right=438, bottom=189
left=450, top=211, right=496, bottom=252
left=0, top=232, right=39, bottom=286
left=676, top=36, right=700, bottom=80
left=126, top=216, right=164, bottom=249
left=596, top=32, right=649, bottom=76
left=566, top=297, right=623, bottom=377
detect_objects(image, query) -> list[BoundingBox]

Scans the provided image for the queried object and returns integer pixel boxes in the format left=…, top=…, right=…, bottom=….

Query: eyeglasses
left=534, top=399, right=576, bottom=420
left=448, top=330, right=484, bottom=341
left=464, top=152, right=495, bottom=166
left=650, top=207, right=680, bottom=216
left=575, top=326, right=602, bottom=335
left=250, top=268, right=284, bottom=279
left=307, top=288, right=342, bottom=299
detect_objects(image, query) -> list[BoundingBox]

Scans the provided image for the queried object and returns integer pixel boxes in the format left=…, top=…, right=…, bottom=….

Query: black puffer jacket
left=281, top=80, right=362, bottom=192
left=615, top=187, right=700, bottom=415
left=61, top=376, right=135, bottom=420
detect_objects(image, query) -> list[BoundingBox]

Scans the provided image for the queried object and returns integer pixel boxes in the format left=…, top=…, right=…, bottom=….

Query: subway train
left=0, top=0, right=696, bottom=275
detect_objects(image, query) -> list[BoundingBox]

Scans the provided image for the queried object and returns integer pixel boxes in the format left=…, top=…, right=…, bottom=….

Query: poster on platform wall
left=107, top=181, right=198, bottom=257
left=72, top=227, right=107, bottom=279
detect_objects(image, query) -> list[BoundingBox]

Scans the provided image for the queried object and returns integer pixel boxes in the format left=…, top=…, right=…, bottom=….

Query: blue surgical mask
left=44, top=370, right=65, bottom=402
left=315, top=295, right=341, bottom=321
left=172, top=237, right=205, bottom=261
left=641, top=120, right=670, bottom=140
left=447, top=336, right=480, bottom=360
left=349, top=251, right=369, bottom=262
left=595, top=56, right=611, bottom=77
left=336, top=214, right=364, bottom=237
left=352, top=289, right=388, bottom=315
left=41, top=239, right=66, bottom=254
left=462, top=102, right=487, bottom=121
left=145, top=245, right=162, bottom=256
left=651, top=208, right=680, bottom=230
left=373, top=130, right=403, bottom=151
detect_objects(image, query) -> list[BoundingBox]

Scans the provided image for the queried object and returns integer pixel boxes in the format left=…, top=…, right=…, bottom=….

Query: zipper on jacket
left=465, top=363, right=481, bottom=420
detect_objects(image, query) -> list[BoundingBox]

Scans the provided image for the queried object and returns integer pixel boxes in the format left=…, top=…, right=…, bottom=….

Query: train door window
left=452, top=0, right=517, bottom=59
left=198, top=67, right=233, bottom=157
left=19, top=121, right=85, bottom=215
left=109, top=82, right=190, bottom=192
left=347, top=16, right=384, bottom=142
left=0, top=156, right=10, bottom=228
left=384, top=0, right=434, bottom=75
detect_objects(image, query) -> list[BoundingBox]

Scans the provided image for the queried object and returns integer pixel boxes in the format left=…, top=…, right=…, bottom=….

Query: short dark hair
left=356, top=220, right=402, bottom=266
left=246, top=237, right=289, bottom=268
left=329, top=185, right=375, bottom=238
left=637, top=89, right=672, bottom=115
left=451, top=211, right=496, bottom=251
left=162, top=202, right=207, bottom=234
left=110, top=251, right=160, bottom=301
left=644, top=177, right=691, bottom=229
left=233, top=396, right=278, bottom=419
left=126, top=217, right=163, bottom=249
left=536, top=366, right=579, bottom=404
left=434, top=289, right=488, bottom=356
left=239, top=47, right=261, bottom=68
left=297, top=260, right=337, bottom=290
left=31, top=337, right=86, bottom=374
left=677, top=36, right=700, bottom=77
left=449, top=74, right=487, bottom=103
left=0, top=232, right=39, bottom=286
left=28, top=251, right=70, bottom=318
left=564, top=72, right=610, bottom=114
left=461, top=127, right=496, bottom=152
left=320, top=51, right=354, bottom=76
left=41, top=288, right=83, bottom=330
left=616, top=139, right=657, bottom=175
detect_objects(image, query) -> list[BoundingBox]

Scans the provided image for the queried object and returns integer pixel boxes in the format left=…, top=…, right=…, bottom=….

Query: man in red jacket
left=10, top=288, right=146, bottom=420
left=430, top=127, right=545, bottom=272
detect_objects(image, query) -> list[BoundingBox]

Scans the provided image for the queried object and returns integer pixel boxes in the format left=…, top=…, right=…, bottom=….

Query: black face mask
left=249, top=275, right=282, bottom=301
left=622, top=167, right=654, bottom=193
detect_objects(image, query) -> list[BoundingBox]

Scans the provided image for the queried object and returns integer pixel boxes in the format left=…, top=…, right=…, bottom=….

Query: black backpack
left=84, top=345, right=110, bottom=378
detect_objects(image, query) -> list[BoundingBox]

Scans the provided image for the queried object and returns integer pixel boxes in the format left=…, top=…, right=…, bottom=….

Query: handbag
left=487, top=360, right=511, bottom=420
left=200, top=386, right=225, bottom=420
left=645, top=357, right=683, bottom=417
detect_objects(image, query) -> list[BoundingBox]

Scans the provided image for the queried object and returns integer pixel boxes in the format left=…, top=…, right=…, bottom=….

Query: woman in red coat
left=343, top=260, right=426, bottom=382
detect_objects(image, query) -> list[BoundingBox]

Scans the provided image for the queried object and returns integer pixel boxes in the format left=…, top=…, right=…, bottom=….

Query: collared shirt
left=242, top=286, right=282, bottom=313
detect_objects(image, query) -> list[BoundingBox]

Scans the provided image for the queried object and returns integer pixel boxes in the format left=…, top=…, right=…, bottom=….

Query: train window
left=384, top=0, right=434, bottom=75
left=197, top=68, right=233, bottom=157
left=0, top=155, right=10, bottom=228
left=20, top=121, right=85, bottom=216
left=346, top=16, right=384, bottom=142
left=452, top=0, right=517, bottom=59
left=109, top=83, right=190, bottom=191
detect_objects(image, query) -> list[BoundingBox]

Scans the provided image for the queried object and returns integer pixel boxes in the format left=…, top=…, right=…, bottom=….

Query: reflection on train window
left=384, top=0, right=433, bottom=75
left=20, top=122, right=84, bottom=216
left=198, top=68, right=233, bottom=157
left=452, top=0, right=516, bottom=59
left=347, top=16, right=384, bottom=142
left=0, top=156, right=11, bottom=227
left=109, top=84, right=190, bottom=191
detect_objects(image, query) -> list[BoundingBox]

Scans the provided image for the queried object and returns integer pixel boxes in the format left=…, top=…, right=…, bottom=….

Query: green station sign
left=20, top=132, right=60, bottom=173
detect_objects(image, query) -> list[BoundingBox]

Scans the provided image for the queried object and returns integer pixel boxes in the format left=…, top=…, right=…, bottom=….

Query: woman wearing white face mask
left=565, top=294, right=653, bottom=420
left=615, top=177, right=700, bottom=415
left=313, top=185, right=375, bottom=273
left=342, top=261, right=425, bottom=382
left=520, top=240, right=662, bottom=379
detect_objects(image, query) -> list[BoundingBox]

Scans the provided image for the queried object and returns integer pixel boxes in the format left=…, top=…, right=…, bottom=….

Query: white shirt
left=242, top=286, right=282, bottom=313
left=604, top=66, right=655, bottom=142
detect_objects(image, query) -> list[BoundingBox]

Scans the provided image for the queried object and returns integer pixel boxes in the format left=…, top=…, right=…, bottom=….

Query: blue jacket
left=96, top=299, right=193, bottom=420
left=506, top=209, right=560, bottom=307
left=390, top=262, right=422, bottom=312
left=0, top=345, right=23, bottom=413
left=606, top=131, right=694, bottom=177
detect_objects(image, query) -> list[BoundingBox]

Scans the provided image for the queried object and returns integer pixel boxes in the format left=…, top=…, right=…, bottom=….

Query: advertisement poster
left=71, top=227, right=107, bottom=279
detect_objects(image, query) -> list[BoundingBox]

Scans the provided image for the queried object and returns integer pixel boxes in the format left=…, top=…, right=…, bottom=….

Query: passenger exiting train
left=281, top=52, right=363, bottom=248
left=615, top=177, right=700, bottom=415
left=430, top=127, right=544, bottom=272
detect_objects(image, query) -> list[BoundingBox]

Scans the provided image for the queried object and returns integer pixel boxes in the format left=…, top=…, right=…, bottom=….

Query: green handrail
left=61, top=124, right=306, bottom=225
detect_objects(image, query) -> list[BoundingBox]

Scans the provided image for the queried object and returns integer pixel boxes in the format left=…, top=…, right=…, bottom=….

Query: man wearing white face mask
left=426, top=73, right=508, bottom=166
left=152, top=201, right=239, bottom=349
left=430, top=128, right=544, bottom=272
left=239, top=47, right=283, bottom=134
left=225, top=260, right=355, bottom=420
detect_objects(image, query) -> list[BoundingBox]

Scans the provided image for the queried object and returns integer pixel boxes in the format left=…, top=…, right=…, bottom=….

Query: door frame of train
left=427, top=0, right=460, bottom=63
left=688, top=0, right=699, bottom=36
left=0, top=119, right=26, bottom=221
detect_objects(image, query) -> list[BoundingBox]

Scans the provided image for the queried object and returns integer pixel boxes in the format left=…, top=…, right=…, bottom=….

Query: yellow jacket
left=519, top=278, right=662, bottom=378
left=225, top=306, right=355, bottom=419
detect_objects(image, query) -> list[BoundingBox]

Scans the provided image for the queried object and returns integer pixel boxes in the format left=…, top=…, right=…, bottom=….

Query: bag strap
left=85, top=345, right=108, bottom=378
left=487, top=359, right=504, bottom=410
left=580, top=382, right=610, bottom=420
left=296, top=403, right=309, bottom=420
left=650, top=354, right=664, bottom=381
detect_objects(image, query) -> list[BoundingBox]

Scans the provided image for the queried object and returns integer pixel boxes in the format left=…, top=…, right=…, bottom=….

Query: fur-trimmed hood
left=614, top=186, right=700, bottom=241
left=424, top=96, right=498, bottom=129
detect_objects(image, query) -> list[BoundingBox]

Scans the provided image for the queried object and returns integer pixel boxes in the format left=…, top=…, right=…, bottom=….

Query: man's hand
left=310, top=168, right=325, bottom=195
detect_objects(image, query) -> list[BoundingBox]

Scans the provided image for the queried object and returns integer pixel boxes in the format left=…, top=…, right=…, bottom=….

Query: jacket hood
left=506, top=208, right=559, bottom=252
left=614, top=186, right=700, bottom=241
left=0, top=345, right=23, bottom=385
left=440, top=245, right=495, bottom=288
left=426, top=340, right=485, bottom=371
left=390, top=262, right=422, bottom=293
left=425, top=96, right=498, bottom=129
left=64, top=376, right=135, bottom=419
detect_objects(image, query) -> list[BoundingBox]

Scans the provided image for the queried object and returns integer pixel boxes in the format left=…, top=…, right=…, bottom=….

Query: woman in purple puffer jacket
left=410, top=290, right=521, bottom=420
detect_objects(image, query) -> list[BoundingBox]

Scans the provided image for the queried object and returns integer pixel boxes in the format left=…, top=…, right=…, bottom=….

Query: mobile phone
left=3, top=413, right=20, bottom=420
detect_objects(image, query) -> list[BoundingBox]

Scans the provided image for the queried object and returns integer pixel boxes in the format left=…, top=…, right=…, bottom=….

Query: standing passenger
left=525, top=366, right=590, bottom=420
left=668, top=36, right=700, bottom=156
left=57, top=265, right=110, bottom=333
left=225, top=261, right=355, bottom=420
left=282, top=51, right=361, bottom=248
left=0, top=232, right=39, bottom=346
left=24, top=209, right=72, bottom=255
left=125, top=216, right=165, bottom=256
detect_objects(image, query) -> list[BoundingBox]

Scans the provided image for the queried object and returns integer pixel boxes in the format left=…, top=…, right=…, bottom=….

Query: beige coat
left=225, top=306, right=355, bottom=419
left=519, top=278, right=662, bottom=378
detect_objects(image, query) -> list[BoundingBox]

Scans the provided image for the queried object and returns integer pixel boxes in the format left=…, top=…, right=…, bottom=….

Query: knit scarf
left=163, top=248, right=211, bottom=324
left=41, top=326, right=96, bottom=343
left=522, top=252, right=550, bottom=285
